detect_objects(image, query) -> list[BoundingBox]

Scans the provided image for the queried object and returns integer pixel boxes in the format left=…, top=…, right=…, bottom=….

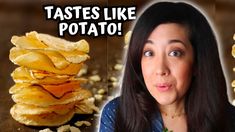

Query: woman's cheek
left=141, top=60, right=154, bottom=84
left=172, top=62, right=193, bottom=92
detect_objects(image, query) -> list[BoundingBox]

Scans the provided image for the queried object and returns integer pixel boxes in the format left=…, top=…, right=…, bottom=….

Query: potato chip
left=74, top=120, right=91, bottom=127
left=10, top=47, right=71, bottom=70
left=11, top=67, right=33, bottom=81
left=39, top=128, right=53, bottom=132
left=10, top=47, right=89, bottom=66
left=10, top=49, right=83, bottom=75
left=41, top=81, right=81, bottom=98
left=11, top=67, right=87, bottom=85
left=56, top=50, right=90, bottom=63
left=10, top=106, right=74, bottom=126
left=75, top=97, right=99, bottom=114
left=12, top=98, right=97, bottom=116
left=11, top=31, right=89, bottom=53
left=31, top=69, right=71, bottom=79
left=12, top=102, right=74, bottom=115
left=11, top=35, right=47, bottom=49
left=12, top=85, right=92, bottom=107
left=9, top=83, right=31, bottom=94
left=38, top=32, right=89, bottom=53
left=10, top=81, right=84, bottom=98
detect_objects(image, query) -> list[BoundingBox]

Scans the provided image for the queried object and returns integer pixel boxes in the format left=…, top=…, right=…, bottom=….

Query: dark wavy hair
left=115, top=1, right=231, bottom=132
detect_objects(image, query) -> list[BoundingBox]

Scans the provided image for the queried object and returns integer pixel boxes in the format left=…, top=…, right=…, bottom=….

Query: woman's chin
left=155, top=95, right=177, bottom=106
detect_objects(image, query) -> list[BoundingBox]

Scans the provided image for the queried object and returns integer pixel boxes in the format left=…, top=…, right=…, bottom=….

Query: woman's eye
left=143, top=51, right=153, bottom=57
left=169, top=50, right=183, bottom=57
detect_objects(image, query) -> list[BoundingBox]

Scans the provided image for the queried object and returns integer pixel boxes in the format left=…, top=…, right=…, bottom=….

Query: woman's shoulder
left=101, top=97, right=119, bottom=117
left=99, top=97, right=120, bottom=132
left=102, top=97, right=119, bottom=111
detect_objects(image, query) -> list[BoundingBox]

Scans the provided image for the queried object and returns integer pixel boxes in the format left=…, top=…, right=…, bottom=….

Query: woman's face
left=141, top=23, right=194, bottom=106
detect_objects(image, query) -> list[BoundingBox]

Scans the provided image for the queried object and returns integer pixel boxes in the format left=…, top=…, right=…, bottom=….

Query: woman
left=99, top=1, right=235, bottom=132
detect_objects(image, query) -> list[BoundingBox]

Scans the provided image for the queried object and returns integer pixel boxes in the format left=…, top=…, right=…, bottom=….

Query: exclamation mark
left=118, top=23, right=122, bottom=35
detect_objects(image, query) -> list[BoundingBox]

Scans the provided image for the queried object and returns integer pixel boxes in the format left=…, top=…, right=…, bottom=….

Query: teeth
left=9, top=31, right=98, bottom=126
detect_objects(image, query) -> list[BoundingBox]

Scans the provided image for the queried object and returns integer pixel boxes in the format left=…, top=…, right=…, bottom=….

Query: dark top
left=99, top=97, right=235, bottom=132
left=99, top=97, right=164, bottom=132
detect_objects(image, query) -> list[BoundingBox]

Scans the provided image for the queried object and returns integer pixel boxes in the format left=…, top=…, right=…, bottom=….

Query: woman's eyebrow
left=168, top=39, right=186, bottom=46
left=145, top=40, right=153, bottom=44
left=145, top=39, right=186, bottom=46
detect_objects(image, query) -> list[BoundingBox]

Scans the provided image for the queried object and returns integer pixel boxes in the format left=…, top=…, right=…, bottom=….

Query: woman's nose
left=155, top=57, right=170, bottom=76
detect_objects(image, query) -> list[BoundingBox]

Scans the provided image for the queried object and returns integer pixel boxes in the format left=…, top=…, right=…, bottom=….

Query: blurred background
left=0, top=0, right=235, bottom=131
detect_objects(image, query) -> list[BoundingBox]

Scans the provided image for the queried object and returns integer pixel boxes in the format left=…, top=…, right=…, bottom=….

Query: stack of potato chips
left=9, top=31, right=98, bottom=126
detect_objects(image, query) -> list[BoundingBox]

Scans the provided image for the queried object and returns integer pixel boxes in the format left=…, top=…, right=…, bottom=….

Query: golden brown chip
left=11, top=67, right=33, bottom=82
left=11, top=31, right=89, bottom=53
left=10, top=81, right=85, bottom=98
left=41, top=81, right=81, bottom=98
left=74, top=120, right=91, bottom=127
left=11, top=67, right=87, bottom=84
left=75, top=97, right=99, bottom=114
left=31, top=69, right=71, bottom=79
left=57, top=50, right=90, bottom=64
left=9, top=83, right=31, bottom=94
left=12, top=103, right=74, bottom=115
left=10, top=47, right=89, bottom=67
left=10, top=47, right=70, bottom=70
left=38, top=32, right=89, bottom=53
left=12, top=98, right=97, bottom=115
left=10, top=105, right=74, bottom=126
left=12, top=85, right=92, bottom=107
left=11, top=35, right=47, bottom=49
left=9, top=49, right=83, bottom=75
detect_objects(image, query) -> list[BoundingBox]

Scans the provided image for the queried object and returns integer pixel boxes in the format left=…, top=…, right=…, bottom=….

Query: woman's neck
left=158, top=98, right=185, bottom=117
left=159, top=98, right=187, bottom=132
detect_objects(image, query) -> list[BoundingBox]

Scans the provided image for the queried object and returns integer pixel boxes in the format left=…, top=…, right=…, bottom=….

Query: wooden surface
left=0, top=0, right=235, bottom=131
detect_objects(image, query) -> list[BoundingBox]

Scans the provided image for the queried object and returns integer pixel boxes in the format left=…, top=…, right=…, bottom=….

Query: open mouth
left=156, top=83, right=172, bottom=92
